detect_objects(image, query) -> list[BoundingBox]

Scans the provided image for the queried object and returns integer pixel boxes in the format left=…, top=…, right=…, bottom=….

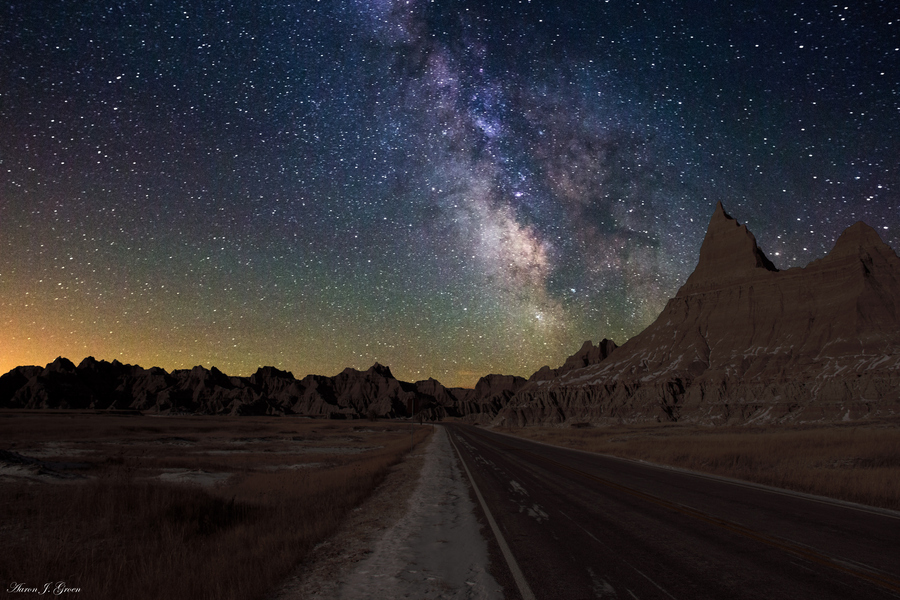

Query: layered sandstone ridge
left=501, top=203, right=900, bottom=425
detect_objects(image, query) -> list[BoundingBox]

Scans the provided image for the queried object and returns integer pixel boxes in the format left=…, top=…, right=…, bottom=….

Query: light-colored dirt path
left=271, top=425, right=503, bottom=600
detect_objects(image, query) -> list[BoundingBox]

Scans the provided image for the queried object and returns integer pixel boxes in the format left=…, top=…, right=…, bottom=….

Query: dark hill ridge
left=0, top=356, right=532, bottom=419
left=501, top=203, right=900, bottom=425
left=0, top=341, right=617, bottom=418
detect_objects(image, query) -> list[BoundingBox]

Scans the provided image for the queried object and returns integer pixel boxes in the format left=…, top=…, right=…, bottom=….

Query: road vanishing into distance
left=445, top=424, right=900, bottom=600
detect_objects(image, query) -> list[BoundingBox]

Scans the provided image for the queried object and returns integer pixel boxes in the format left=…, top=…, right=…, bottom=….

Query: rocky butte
left=499, top=202, right=900, bottom=425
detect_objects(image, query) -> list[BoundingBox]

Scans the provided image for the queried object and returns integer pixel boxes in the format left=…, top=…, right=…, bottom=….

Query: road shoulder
left=270, top=425, right=503, bottom=599
left=269, top=427, right=431, bottom=599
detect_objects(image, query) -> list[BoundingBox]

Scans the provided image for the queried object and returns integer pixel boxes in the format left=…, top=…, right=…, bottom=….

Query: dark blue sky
left=2, top=0, right=898, bottom=385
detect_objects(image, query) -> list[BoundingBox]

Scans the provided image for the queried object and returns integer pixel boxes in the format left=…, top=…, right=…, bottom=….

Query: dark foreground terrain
left=0, top=411, right=430, bottom=600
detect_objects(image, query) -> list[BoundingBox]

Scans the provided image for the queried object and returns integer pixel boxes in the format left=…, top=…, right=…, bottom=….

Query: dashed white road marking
left=560, top=510, right=677, bottom=600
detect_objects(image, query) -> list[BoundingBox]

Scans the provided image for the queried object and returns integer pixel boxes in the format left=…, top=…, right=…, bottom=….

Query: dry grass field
left=501, top=419, right=900, bottom=511
left=0, top=411, right=432, bottom=600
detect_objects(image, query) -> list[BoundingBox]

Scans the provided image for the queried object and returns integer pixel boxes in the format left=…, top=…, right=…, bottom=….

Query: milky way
left=2, top=1, right=898, bottom=386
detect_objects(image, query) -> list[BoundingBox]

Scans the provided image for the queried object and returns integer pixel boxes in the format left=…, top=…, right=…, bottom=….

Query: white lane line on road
left=448, top=430, right=536, bottom=600
left=628, top=566, right=679, bottom=600
left=558, top=510, right=615, bottom=552
left=559, top=510, right=677, bottom=600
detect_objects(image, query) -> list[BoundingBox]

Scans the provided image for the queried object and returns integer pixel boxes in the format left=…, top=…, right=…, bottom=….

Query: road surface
left=445, top=423, right=900, bottom=600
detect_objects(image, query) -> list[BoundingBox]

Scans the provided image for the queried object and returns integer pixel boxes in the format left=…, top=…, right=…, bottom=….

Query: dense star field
left=2, top=1, right=898, bottom=387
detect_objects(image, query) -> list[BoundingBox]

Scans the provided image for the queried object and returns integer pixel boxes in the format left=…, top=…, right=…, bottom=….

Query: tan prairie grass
left=503, top=420, right=900, bottom=511
left=0, top=412, right=432, bottom=600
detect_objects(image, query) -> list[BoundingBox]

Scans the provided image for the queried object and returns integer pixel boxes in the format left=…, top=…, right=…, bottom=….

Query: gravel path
left=271, top=425, right=503, bottom=600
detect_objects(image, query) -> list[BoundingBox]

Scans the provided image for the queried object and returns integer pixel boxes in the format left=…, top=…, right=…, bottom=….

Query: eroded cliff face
left=500, top=203, right=900, bottom=426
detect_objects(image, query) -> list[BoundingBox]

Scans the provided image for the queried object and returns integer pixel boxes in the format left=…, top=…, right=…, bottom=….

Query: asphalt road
left=445, top=423, right=900, bottom=600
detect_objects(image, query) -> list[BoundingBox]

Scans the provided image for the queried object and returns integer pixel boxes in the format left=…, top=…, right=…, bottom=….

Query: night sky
left=2, top=1, right=898, bottom=387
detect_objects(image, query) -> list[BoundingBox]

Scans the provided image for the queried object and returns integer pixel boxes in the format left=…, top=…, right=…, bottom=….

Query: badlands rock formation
left=0, top=355, right=525, bottom=420
left=529, top=339, right=618, bottom=382
left=500, top=203, right=900, bottom=425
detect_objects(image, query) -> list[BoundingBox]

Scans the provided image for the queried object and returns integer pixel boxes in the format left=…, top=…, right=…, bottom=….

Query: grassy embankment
left=0, top=413, right=431, bottom=600
left=504, top=420, right=900, bottom=510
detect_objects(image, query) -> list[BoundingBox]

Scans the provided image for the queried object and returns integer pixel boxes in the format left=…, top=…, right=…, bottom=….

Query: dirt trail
left=272, top=425, right=503, bottom=600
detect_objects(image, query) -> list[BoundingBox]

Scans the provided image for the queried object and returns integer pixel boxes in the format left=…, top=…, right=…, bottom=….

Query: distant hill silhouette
left=0, top=355, right=525, bottom=420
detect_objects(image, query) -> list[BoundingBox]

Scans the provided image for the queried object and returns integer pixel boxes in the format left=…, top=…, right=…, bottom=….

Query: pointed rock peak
left=45, top=356, right=77, bottom=373
left=563, top=341, right=598, bottom=367
left=678, top=202, right=778, bottom=295
left=367, top=363, right=394, bottom=379
left=188, top=365, right=227, bottom=383
left=577, top=340, right=594, bottom=353
left=77, top=356, right=100, bottom=369
left=823, top=221, right=897, bottom=262
left=77, top=356, right=125, bottom=375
